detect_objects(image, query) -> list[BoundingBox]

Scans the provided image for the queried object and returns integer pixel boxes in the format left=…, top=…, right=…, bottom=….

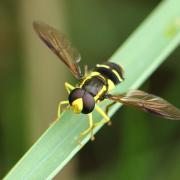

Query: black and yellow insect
left=33, top=21, right=180, bottom=140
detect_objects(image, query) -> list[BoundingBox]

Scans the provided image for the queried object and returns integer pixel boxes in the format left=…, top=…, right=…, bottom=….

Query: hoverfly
left=33, top=21, right=180, bottom=141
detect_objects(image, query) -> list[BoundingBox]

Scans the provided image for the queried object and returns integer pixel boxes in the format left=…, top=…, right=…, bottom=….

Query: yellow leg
left=57, top=100, right=69, bottom=118
left=94, top=105, right=111, bottom=127
left=105, top=102, right=116, bottom=114
left=56, top=82, right=74, bottom=118
left=104, top=102, right=116, bottom=126
left=79, top=113, right=94, bottom=144
left=65, top=82, right=75, bottom=94
left=50, top=100, right=69, bottom=127
left=84, top=65, right=89, bottom=76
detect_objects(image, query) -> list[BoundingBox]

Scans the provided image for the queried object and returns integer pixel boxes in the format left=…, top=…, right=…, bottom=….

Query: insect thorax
left=80, top=62, right=124, bottom=102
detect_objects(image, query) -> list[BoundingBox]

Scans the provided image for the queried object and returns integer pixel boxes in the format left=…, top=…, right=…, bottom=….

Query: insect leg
left=105, top=102, right=116, bottom=114
left=105, top=102, right=116, bottom=125
left=57, top=100, right=69, bottom=118
left=79, top=113, right=94, bottom=143
left=84, top=65, right=89, bottom=76
left=65, top=82, right=75, bottom=94
left=94, top=105, right=110, bottom=127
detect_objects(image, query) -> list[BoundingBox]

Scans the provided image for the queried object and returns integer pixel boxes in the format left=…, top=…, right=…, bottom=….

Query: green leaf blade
left=4, top=0, right=180, bottom=179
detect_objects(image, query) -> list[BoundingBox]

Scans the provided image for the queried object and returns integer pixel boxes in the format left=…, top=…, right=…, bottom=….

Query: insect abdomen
left=94, top=62, right=124, bottom=90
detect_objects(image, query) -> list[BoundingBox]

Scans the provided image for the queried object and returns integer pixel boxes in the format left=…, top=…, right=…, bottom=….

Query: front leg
left=57, top=100, right=69, bottom=119
left=65, top=82, right=75, bottom=94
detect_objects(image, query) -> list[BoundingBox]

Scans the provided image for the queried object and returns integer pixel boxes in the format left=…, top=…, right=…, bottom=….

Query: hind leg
left=104, top=102, right=116, bottom=125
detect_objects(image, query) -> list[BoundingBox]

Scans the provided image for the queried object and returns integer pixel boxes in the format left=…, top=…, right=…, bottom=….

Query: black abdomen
left=94, top=62, right=124, bottom=85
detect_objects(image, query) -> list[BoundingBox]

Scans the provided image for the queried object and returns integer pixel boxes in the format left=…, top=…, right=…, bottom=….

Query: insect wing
left=108, top=90, right=180, bottom=120
left=33, top=21, right=82, bottom=79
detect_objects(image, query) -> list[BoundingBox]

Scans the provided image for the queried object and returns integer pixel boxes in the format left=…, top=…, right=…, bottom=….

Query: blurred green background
left=0, top=0, right=180, bottom=179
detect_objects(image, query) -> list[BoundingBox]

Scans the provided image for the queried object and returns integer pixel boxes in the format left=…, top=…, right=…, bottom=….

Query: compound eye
left=68, top=88, right=85, bottom=105
left=82, top=92, right=95, bottom=114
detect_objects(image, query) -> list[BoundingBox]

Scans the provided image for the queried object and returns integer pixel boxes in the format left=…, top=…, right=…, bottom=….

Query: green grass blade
left=4, top=0, right=180, bottom=179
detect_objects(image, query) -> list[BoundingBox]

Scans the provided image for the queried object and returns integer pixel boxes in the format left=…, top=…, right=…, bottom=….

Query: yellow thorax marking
left=107, top=79, right=115, bottom=90
left=79, top=71, right=105, bottom=87
left=72, top=98, right=83, bottom=113
left=94, top=85, right=107, bottom=101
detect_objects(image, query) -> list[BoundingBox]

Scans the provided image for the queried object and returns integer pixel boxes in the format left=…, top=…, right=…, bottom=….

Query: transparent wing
left=33, top=21, right=82, bottom=79
left=108, top=90, right=180, bottom=120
